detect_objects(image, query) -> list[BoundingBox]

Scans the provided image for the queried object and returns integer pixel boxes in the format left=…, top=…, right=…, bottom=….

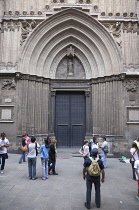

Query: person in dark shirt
left=48, top=137, right=58, bottom=175
left=83, top=148, right=105, bottom=209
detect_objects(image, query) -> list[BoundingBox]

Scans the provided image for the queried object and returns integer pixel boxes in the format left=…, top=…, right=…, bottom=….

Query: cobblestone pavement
left=0, top=149, right=139, bottom=210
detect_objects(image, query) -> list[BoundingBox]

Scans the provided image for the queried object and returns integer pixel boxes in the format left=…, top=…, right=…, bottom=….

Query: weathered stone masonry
left=0, top=0, right=139, bottom=156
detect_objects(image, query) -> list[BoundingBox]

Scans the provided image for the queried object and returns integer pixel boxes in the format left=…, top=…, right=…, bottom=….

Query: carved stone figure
left=67, top=58, right=74, bottom=76
left=125, top=79, right=138, bottom=92
left=67, top=46, right=75, bottom=58
left=2, top=79, right=16, bottom=90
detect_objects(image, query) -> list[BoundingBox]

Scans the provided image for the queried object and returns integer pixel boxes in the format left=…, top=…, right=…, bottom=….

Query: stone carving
left=67, top=46, right=75, bottom=77
left=125, top=79, right=138, bottom=92
left=67, top=46, right=75, bottom=58
left=103, top=22, right=122, bottom=47
left=67, top=58, right=74, bottom=76
left=85, top=91, right=90, bottom=97
left=20, top=19, right=37, bottom=45
left=0, top=62, right=18, bottom=71
left=104, top=21, right=139, bottom=36
left=123, top=22, right=139, bottom=34
left=2, top=79, right=16, bottom=90
left=56, top=56, right=85, bottom=79
left=1, top=20, right=20, bottom=33
left=51, top=91, right=56, bottom=97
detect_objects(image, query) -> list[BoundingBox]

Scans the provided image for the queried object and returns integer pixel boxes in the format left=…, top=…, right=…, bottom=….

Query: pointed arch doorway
left=55, top=91, right=86, bottom=147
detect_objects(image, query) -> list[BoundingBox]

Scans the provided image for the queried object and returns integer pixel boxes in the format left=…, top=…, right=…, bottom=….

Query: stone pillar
left=49, top=90, right=56, bottom=137
left=0, top=0, right=4, bottom=23
left=85, top=90, right=93, bottom=138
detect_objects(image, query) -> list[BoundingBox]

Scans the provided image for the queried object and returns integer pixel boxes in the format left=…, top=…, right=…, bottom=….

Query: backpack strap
left=89, top=157, right=99, bottom=162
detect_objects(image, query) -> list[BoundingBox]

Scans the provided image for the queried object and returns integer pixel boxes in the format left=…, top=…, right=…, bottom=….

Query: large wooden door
left=55, top=91, right=86, bottom=147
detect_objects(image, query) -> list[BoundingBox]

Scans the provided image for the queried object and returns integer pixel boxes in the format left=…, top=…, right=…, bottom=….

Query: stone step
left=72, top=153, right=114, bottom=158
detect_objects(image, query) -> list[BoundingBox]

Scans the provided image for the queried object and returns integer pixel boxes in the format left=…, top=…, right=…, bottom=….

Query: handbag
left=5, top=153, right=8, bottom=159
left=20, top=145, right=28, bottom=152
left=103, top=146, right=109, bottom=154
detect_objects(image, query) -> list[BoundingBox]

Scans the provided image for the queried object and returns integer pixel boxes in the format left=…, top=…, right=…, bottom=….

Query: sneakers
left=0, top=170, right=4, bottom=174
left=53, top=172, right=58, bottom=175
left=32, top=177, right=38, bottom=180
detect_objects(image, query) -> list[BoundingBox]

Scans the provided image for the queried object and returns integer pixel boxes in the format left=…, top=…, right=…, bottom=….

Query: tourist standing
left=48, top=137, right=58, bottom=175
left=19, top=134, right=27, bottom=163
left=79, top=141, right=90, bottom=161
left=0, top=133, right=9, bottom=174
left=91, top=137, right=101, bottom=158
left=100, top=137, right=108, bottom=168
left=83, top=148, right=105, bottom=209
left=134, top=156, right=139, bottom=200
left=27, top=136, right=38, bottom=180
left=24, top=134, right=31, bottom=145
left=130, top=142, right=139, bottom=180
left=40, top=138, right=50, bottom=180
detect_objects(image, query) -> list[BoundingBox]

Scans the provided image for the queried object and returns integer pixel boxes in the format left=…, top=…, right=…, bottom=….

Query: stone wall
left=0, top=1, right=139, bottom=155
left=2, top=0, right=138, bottom=18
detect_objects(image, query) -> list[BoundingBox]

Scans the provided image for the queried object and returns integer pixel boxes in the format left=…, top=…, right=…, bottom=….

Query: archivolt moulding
left=19, top=8, right=123, bottom=79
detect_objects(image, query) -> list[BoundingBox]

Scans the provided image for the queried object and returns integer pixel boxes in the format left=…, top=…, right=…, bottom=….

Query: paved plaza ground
left=0, top=149, right=139, bottom=210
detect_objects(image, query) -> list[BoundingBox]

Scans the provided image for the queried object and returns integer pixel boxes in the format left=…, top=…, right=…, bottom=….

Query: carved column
left=85, top=90, right=92, bottom=138
left=48, top=90, right=56, bottom=137
left=0, top=0, right=4, bottom=22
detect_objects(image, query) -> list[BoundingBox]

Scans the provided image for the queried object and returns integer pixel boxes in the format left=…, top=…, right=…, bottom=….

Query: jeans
left=19, top=151, right=26, bottom=163
left=86, top=174, right=101, bottom=207
left=0, top=153, right=6, bottom=170
left=131, top=161, right=136, bottom=180
left=101, top=150, right=107, bottom=168
left=28, top=157, right=36, bottom=179
left=41, top=158, right=49, bottom=179
left=48, top=160, right=56, bottom=173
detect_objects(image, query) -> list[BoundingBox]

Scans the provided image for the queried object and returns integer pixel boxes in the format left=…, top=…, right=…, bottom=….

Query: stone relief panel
left=56, top=56, right=86, bottom=79
left=1, top=78, right=16, bottom=90
left=20, top=20, right=38, bottom=45
left=124, top=79, right=139, bottom=92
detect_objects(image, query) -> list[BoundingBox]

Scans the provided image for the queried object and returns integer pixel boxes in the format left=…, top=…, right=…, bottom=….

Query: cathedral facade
left=0, top=0, right=139, bottom=156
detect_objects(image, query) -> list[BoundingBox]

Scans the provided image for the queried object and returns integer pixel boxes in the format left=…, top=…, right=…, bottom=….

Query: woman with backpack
left=40, top=138, right=50, bottom=180
left=130, top=142, right=139, bottom=180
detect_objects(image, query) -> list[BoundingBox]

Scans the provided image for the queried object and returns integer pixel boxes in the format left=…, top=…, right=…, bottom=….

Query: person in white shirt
left=130, top=142, right=139, bottom=180
left=0, top=132, right=9, bottom=174
left=91, top=137, right=101, bottom=158
left=134, top=157, right=139, bottom=200
left=79, top=141, right=90, bottom=161
left=27, top=136, right=38, bottom=180
left=100, top=137, right=108, bottom=168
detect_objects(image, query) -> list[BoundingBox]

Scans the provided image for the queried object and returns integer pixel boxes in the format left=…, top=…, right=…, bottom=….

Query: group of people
left=79, top=136, right=108, bottom=168
left=130, top=137, right=139, bottom=200
left=79, top=136, right=108, bottom=209
left=19, top=134, right=58, bottom=180
left=1, top=132, right=139, bottom=208
left=80, top=136, right=139, bottom=209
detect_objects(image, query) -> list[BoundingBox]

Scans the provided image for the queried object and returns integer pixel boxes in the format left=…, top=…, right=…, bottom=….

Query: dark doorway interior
left=55, top=91, right=86, bottom=147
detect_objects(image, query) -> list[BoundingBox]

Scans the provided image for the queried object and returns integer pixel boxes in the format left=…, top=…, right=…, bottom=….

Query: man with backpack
left=83, top=148, right=105, bottom=209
